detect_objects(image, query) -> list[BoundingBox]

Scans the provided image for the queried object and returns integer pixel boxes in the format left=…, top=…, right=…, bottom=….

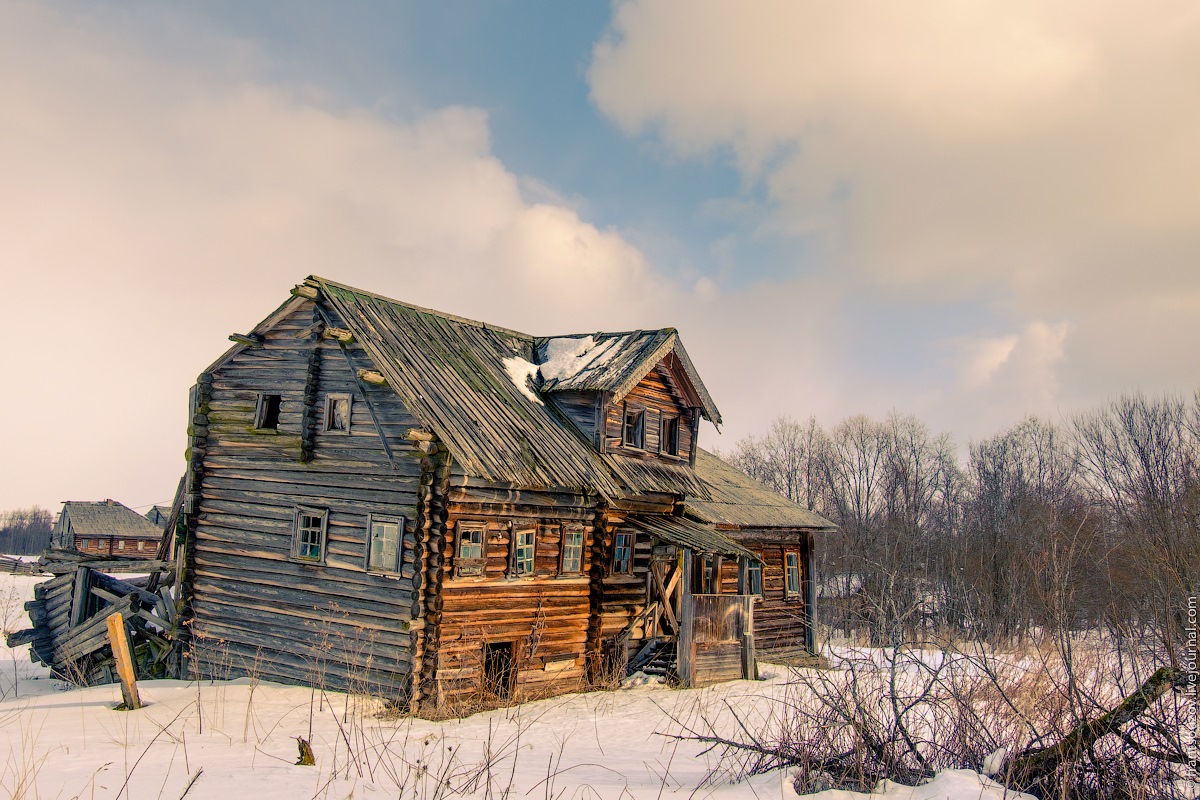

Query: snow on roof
left=538, top=334, right=630, bottom=384
left=502, top=356, right=543, bottom=406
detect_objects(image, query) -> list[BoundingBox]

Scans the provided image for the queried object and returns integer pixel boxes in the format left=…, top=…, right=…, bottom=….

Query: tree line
left=727, top=390, right=1198, bottom=661
left=0, top=506, right=53, bottom=555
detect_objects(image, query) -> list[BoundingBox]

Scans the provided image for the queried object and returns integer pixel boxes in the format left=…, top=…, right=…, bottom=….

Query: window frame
left=612, top=531, right=635, bottom=574
left=291, top=507, right=329, bottom=564
left=510, top=524, right=536, bottom=578
left=784, top=550, right=802, bottom=600
left=661, top=415, right=680, bottom=457
left=454, top=520, right=487, bottom=578
left=365, top=514, right=406, bottom=575
left=559, top=524, right=584, bottom=575
left=323, top=393, right=353, bottom=434
left=746, top=554, right=763, bottom=597
left=622, top=405, right=645, bottom=450
left=254, top=393, right=283, bottom=430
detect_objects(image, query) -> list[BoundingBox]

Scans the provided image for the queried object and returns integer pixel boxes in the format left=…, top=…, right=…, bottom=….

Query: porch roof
left=624, top=514, right=757, bottom=561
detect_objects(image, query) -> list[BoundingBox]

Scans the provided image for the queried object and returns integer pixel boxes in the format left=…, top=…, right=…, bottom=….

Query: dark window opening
left=623, top=408, right=645, bottom=449
left=661, top=415, right=679, bottom=456
left=482, top=641, right=515, bottom=699
left=255, top=394, right=282, bottom=430
left=612, top=531, right=634, bottom=574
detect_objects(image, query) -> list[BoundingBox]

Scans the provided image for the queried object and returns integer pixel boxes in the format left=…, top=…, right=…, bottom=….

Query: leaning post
left=106, top=612, right=143, bottom=710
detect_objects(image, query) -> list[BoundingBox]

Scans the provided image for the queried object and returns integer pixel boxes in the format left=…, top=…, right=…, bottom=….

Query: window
left=292, top=508, right=328, bottom=563
left=455, top=521, right=486, bottom=577
left=612, top=531, right=634, bottom=574
left=560, top=525, right=584, bottom=574
left=661, top=415, right=680, bottom=456
left=511, top=526, right=535, bottom=577
left=623, top=407, right=645, bottom=449
left=784, top=551, right=802, bottom=599
left=746, top=557, right=763, bottom=597
left=367, top=515, right=405, bottom=573
left=117, top=540, right=125, bottom=551
left=323, top=393, right=352, bottom=433
left=255, top=393, right=282, bottom=430
left=137, top=540, right=145, bottom=552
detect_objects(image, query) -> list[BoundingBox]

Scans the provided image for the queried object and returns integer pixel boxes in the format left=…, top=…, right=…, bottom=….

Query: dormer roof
left=534, top=331, right=722, bottom=425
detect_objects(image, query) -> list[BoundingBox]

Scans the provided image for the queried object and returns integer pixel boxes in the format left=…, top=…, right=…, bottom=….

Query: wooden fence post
left=106, top=612, right=142, bottom=710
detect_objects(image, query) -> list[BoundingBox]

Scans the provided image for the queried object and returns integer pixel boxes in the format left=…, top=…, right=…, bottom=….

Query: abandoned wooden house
left=11, top=276, right=834, bottom=715
left=51, top=500, right=165, bottom=558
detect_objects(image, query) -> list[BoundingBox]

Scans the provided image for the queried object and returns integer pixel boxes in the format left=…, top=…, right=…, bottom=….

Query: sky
left=1, top=0, right=1198, bottom=513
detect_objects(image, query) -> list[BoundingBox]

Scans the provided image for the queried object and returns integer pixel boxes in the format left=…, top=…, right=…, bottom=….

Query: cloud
left=589, top=0, right=1200, bottom=437
left=0, top=2, right=675, bottom=510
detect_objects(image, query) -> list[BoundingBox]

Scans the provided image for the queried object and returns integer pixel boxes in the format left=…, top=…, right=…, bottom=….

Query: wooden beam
left=106, top=612, right=142, bottom=710
left=322, top=327, right=355, bottom=344
left=227, top=333, right=263, bottom=347
left=357, top=368, right=388, bottom=386
left=291, top=284, right=319, bottom=299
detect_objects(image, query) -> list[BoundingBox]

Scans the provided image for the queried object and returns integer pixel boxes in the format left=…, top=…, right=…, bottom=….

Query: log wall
left=187, top=300, right=423, bottom=699
left=602, top=368, right=696, bottom=460
left=719, top=530, right=814, bottom=652
left=431, top=480, right=598, bottom=715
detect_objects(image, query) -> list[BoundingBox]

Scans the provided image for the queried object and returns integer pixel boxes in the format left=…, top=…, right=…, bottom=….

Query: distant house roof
left=686, top=449, right=837, bottom=530
left=59, top=500, right=164, bottom=540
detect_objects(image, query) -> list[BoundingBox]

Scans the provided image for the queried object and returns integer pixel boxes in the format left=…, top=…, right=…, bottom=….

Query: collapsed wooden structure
left=10, top=276, right=835, bottom=714
left=7, top=548, right=180, bottom=685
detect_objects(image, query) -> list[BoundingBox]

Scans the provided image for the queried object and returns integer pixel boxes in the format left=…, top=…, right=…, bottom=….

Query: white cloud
left=590, top=0, right=1200, bottom=436
left=0, top=2, right=674, bottom=510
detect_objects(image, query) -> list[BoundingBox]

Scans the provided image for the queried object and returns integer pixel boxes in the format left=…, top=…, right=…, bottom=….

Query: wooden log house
left=51, top=499, right=165, bottom=558
left=171, top=276, right=834, bottom=715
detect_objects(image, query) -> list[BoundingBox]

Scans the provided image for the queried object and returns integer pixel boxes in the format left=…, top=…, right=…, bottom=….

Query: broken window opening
left=255, top=393, right=282, bottom=430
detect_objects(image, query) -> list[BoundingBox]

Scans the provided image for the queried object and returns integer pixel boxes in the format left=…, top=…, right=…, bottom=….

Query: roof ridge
left=308, top=276, right=535, bottom=341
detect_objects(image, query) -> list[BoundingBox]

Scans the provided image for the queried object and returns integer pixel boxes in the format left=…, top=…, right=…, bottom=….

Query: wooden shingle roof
left=686, top=449, right=837, bottom=530
left=534, top=332, right=721, bottom=424
left=60, top=501, right=164, bottom=540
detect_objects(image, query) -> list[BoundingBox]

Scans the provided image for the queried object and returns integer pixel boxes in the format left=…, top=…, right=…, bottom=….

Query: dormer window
left=255, top=394, right=282, bottom=430
left=661, top=415, right=680, bottom=456
left=623, top=408, right=645, bottom=449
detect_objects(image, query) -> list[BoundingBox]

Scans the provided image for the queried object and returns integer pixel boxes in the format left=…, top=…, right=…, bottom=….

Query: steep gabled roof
left=535, top=332, right=722, bottom=424
left=312, top=277, right=631, bottom=499
left=60, top=501, right=164, bottom=539
left=686, top=449, right=837, bottom=530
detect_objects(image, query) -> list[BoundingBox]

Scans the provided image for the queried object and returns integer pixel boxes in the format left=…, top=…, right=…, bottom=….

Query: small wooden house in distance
left=179, top=276, right=834, bottom=716
left=52, top=500, right=164, bottom=558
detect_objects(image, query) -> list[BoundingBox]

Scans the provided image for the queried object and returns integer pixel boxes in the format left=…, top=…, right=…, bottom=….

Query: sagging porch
left=608, top=515, right=761, bottom=687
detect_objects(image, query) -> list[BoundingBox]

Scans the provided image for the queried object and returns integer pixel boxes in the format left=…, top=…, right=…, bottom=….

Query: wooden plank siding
left=431, top=481, right=597, bottom=715
left=718, top=530, right=815, bottom=653
left=187, top=300, right=424, bottom=699
left=602, top=366, right=696, bottom=461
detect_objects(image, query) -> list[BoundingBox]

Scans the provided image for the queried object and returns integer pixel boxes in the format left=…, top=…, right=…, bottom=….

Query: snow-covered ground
left=1, top=571, right=1031, bottom=800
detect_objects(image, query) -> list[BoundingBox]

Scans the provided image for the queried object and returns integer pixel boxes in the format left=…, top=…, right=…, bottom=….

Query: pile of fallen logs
left=6, top=548, right=180, bottom=685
